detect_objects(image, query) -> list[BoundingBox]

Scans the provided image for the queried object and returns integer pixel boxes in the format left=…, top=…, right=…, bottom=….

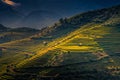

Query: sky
left=9, top=0, right=120, bottom=16
left=0, top=0, right=120, bottom=29
left=1, top=0, right=20, bottom=6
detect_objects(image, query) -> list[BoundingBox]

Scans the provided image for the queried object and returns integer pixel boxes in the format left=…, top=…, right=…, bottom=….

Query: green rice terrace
left=0, top=5, right=120, bottom=80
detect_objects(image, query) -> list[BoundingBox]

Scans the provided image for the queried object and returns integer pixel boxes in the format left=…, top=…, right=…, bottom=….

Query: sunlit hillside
left=0, top=5, right=120, bottom=80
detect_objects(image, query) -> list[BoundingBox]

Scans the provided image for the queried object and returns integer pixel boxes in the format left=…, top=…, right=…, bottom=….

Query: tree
left=54, top=23, right=58, bottom=26
left=59, top=18, right=68, bottom=24
left=64, top=17, right=68, bottom=23
left=59, top=18, right=64, bottom=24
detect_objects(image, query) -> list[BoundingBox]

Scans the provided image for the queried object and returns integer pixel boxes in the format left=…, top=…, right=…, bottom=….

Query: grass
left=31, top=19, right=120, bottom=78
left=0, top=7, right=120, bottom=79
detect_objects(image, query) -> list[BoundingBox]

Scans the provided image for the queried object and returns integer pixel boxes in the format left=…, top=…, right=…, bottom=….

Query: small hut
left=43, top=41, right=47, bottom=46
left=78, top=43, right=83, bottom=46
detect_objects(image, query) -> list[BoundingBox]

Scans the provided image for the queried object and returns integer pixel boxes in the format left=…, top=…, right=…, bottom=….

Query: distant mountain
left=0, top=26, right=40, bottom=44
left=0, top=24, right=9, bottom=32
left=21, top=10, right=59, bottom=28
left=9, top=27, right=40, bottom=32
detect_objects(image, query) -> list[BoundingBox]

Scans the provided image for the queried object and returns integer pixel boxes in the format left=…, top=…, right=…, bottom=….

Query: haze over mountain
left=0, top=0, right=120, bottom=29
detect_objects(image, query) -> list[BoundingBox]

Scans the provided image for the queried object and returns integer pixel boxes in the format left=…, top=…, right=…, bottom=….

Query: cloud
left=1, top=0, right=21, bottom=7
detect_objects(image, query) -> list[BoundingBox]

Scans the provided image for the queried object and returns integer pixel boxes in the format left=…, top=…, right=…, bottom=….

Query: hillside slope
left=0, top=5, right=120, bottom=80
left=0, top=27, right=39, bottom=44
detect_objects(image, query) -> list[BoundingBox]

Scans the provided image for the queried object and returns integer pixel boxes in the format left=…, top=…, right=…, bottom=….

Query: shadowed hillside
left=0, top=26, right=40, bottom=44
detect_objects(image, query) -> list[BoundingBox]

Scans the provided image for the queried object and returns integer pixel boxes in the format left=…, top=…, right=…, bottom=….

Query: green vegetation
left=0, top=5, right=120, bottom=80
